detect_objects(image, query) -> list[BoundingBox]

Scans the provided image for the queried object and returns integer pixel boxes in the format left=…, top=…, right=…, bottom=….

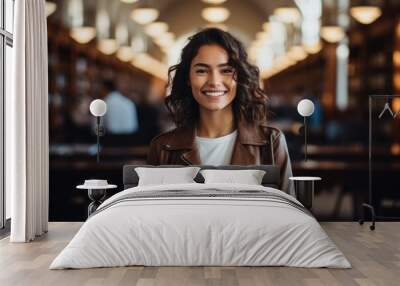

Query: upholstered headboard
left=123, top=165, right=280, bottom=189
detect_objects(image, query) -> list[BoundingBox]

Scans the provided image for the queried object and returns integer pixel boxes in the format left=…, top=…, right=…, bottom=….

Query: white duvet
left=50, top=183, right=351, bottom=269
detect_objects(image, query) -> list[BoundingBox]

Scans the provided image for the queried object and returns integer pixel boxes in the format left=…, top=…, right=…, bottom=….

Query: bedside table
left=289, top=177, right=321, bottom=209
left=77, top=180, right=117, bottom=217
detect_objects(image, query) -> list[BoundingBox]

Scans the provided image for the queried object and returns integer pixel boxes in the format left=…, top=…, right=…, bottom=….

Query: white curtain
left=6, top=0, right=49, bottom=242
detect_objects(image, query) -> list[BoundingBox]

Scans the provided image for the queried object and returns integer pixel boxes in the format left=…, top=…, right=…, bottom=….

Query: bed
left=50, top=165, right=351, bottom=269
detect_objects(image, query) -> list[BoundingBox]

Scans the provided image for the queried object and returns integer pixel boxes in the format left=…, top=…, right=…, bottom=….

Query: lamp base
left=87, top=189, right=107, bottom=217
left=358, top=203, right=376, bottom=231
left=295, top=180, right=314, bottom=209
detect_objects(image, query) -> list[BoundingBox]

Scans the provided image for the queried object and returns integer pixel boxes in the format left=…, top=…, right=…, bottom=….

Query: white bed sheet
left=50, top=183, right=351, bottom=269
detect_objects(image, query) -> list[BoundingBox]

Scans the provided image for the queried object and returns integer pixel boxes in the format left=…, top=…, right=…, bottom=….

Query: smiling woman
left=147, top=28, right=295, bottom=195
left=190, top=45, right=237, bottom=129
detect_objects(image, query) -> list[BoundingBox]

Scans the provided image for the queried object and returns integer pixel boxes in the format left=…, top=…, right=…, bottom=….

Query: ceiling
left=53, top=0, right=297, bottom=47
left=141, top=0, right=295, bottom=44
left=47, top=0, right=390, bottom=80
left=155, top=0, right=295, bottom=17
left=49, top=0, right=315, bottom=75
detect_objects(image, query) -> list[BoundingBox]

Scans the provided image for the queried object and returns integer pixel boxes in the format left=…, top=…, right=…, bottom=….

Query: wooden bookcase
left=47, top=22, right=166, bottom=144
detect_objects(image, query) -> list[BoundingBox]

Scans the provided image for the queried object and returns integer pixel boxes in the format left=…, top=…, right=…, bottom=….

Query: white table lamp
left=89, top=99, right=107, bottom=163
left=297, top=99, right=315, bottom=161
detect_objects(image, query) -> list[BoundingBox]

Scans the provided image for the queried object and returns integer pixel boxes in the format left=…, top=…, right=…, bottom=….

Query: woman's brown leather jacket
left=147, top=119, right=294, bottom=195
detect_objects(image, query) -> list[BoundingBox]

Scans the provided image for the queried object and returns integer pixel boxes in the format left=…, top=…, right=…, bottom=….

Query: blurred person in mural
left=103, top=75, right=139, bottom=136
left=147, top=28, right=294, bottom=195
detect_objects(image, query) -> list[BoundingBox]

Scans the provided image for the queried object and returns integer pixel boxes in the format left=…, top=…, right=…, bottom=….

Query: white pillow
left=200, top=169, right=266, bottom=185
left=135, top=167, right=201, bottom=186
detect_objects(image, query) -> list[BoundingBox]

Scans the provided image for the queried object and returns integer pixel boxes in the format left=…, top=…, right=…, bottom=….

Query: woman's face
left=189, top=44, right=237, bottom=112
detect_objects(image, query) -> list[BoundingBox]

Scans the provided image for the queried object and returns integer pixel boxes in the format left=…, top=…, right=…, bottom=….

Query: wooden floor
left=0, top=222, right=399, bottom=286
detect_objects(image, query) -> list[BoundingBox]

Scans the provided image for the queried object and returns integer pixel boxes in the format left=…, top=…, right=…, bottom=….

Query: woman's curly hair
left=166, top=28, right=268, bottom=128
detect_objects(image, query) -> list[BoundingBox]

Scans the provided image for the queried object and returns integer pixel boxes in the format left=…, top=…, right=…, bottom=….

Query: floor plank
left=0, top=222, right=399, bottom=286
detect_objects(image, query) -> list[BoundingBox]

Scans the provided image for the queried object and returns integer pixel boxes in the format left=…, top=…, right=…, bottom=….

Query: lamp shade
left=90, top=99, right=107, bottom=117
left=201, top=7, right=230, bottom=23
left=350, top=6, right=381, bottom=25
left=297, top=99, right=314, bottom=117
left=320, top=26, right=345, bottom=43
left=131, top=8, right=159, bottom=25
left=70, top=26, right=96, bottom=44
left=46, top=1, right=57, bottom=17
left=97, top=39, right=119, bottom=55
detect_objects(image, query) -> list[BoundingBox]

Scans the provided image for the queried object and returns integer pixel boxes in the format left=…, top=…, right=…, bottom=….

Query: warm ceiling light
left=320, top=26, right=345, bottom=43
left=274, top=55, right=296, bottom=70
left=288, top=45, right=308, bottom=61
left=248, top=46, right=261, bottom=61
left=46, top=1, right=57, bottom=17
left=304, top=42, right=322, bottom=54
left=131, top=36, right=147, bottom=53
left=202, top=0, right=227, bottom=4
left=131, top=8, right=159, bottom=25
left=97, top=39, right=119, bottom=55
left=394, top=50, right=400, bottom=67
left=70, top=27, right=96, bottom=44
left=145, top=22, right=169, bottom=38
left=154, top=32, right=175, bottom=47
left=350, top=6, right=382, bottom=24
left=394, top=72, right=400, bottom=90
left=253, top=38, right=271, bottom=51
left=262, top=22, right=269, bottom=31
left=132, top=53, right=168, bottom=81
left=116, top=24, right=129, bottom=45
left=261, top=67, right=280, bottom=79
left=120, top=0, right=138, bottom=3
left=392, top=99, right=400, bottom=115
left=204, top=23, right=228, bottom=31
left=256, top=31, right=269, bottom=41
left=202, top=7, right=230, bottom=23
left=117, top=46, right=135, bottom=62
left=274, top=7, right=301, bottom=23
left=397, top=23, right=400, bottom=38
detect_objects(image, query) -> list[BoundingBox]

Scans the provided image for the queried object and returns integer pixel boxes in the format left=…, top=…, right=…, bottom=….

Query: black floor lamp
left=297, top=99, right=315, bottom=161
left=89, top=99, right=107, bottom=163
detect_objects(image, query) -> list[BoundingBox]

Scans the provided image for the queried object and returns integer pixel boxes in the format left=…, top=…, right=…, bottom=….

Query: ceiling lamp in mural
left=97, top=39, right=119, bottom=55
left=145, top=22, right=169, bottom=38
left=320, top=26, right=345, bottom=43
left=70, top=27, right=96, bottom=44
left=262, top=22, right=269, bottom=32
left=45, top=1, right=56, bottom=17
left=66, top=0, right=96, bottom=44
left=274, top=7, right=301, bottom=24
left=202, top=0, right=227, bottom=4
left=202, top=7, right=230, bottom=23
left=96, top=8, right=119, bottom=55
left=204, top=23, right=228, bottom=31
left=304, top=41, right=322, bottom=54
left=131, top=7, right=159, bottom=25
left=256, top=31, right=269, bottom=41
left=350, top=6, right=382, bottom=24
left=117, top=46, right=135, bottom=62
left=287, top=45, right=307, bottom=61
left=132, top=53, right=168, bottom=81
left=154, top=32, right=175, bottom=48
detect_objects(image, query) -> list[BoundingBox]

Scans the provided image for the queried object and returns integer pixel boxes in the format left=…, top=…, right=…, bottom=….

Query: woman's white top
left=195, top=130, right=238, bottom=165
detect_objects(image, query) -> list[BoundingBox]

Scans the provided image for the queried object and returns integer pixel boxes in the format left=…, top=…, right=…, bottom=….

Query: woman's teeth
left=203, top=91, right=227, bottom=97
